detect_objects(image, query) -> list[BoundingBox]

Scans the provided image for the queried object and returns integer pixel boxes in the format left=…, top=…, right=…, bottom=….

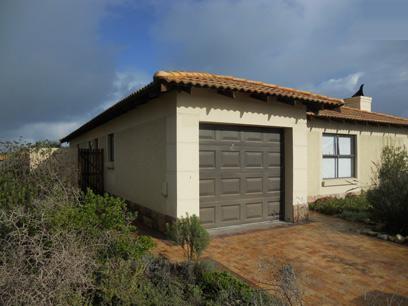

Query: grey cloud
left=151, top=0, right=408, bottom=116
left=2, top=0, right=408, bottom=142
left=0, top=0, right=123, bottom=140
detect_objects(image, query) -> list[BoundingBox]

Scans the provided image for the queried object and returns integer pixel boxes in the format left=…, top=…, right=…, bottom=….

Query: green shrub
left=309, top=197, right=343, bottom=215
left=167, top=214, right=210, bottom=261
left=94, top=257, right=149, bottom=305
left=1, top=142, right=283, bottom=305
left=200, top=267, right=280, bottom=305
left=0, top=146, right=34, bottom=210
left=140, top=257, right=280, bottom=306
left=50, top=189, right=133, bottom=235
left=199, top=271, right=256, bottom=303
left=309, top=193, right=371, bottom=223
left=101, top=231, right=155, bottom=260
left=367, top=146, right=408, bottom=235
left=50, top=189, right=154, bottom=260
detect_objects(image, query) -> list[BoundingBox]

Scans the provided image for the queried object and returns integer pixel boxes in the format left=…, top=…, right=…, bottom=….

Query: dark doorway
left=78, top=148, right=104, bottom=194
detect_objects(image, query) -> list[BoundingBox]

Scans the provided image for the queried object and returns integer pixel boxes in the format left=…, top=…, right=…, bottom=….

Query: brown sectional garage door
left=199, top=124, right=284, bottom=228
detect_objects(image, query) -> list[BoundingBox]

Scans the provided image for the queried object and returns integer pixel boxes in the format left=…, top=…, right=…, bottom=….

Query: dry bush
left=0, top=141, right=93, bottom=305
left=0, top=141, right=154, bottom=305
left=258, top=259, right=303, bottom=306
left=355, top=290, right=408, bottom=306
left=0, top=207, right=96, bottom=305
left=0, top=141, right=80, bottom=211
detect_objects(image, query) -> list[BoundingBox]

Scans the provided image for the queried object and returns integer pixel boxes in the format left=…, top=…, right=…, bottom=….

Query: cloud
left=0, top=0, right=126, bottom=139
left=303, top=72, right=364, bottom=98
left=101, top=70, right=150, bottom=110
left=150, top=0, right=408, bottom=115
left=1, top=121, right=81, bottom=144
left=2, top=0, right=408, bottom=141
left=0, top=68, right=149, bottom=142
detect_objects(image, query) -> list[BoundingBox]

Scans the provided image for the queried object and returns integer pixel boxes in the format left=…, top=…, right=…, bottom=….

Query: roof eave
left=160, top=79, right=344, bottom=108
left=307, top=114, right=408, bottom=128
left=61, top=79, right=343, bottom=143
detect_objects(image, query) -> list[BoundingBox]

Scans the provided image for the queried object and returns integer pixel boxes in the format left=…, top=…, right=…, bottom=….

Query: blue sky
left=1, top=0, right=408, bottom=141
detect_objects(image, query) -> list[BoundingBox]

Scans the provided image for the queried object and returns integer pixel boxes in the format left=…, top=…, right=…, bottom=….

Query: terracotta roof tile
left=154, top=71, right=343, bottom=106
left=309, top=106, right=408, bottom=127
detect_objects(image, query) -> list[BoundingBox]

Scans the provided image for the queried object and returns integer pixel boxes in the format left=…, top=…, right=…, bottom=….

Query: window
left=94, top=138, right=98, bottom=149
left=322, top=134, right=355, bottom=179
left=108, top=133, right=114, bottom=162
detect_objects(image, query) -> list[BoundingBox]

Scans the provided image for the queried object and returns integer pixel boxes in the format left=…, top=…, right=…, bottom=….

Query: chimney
left=344, top=84, right=372, bottom=112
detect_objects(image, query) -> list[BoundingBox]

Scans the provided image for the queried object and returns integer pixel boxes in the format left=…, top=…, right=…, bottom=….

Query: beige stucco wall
left=69, top=92, right=177, bottom=218
left=176, top=88, right=309, bottom=221
left=307, top=119, right=408, bottom=200
left=67, top=86, right=408, bottom=224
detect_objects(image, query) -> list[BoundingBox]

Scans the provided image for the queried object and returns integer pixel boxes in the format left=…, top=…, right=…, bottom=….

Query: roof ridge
left=341, top=106, right=408, bottom=122
left=154, top=70, right=343, bottom=103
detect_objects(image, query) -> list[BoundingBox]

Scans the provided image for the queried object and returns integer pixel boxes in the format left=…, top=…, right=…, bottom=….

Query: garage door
left=199, top=124, right=284, bottom=228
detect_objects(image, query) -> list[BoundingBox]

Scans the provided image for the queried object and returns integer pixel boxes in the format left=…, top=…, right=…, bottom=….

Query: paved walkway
left=152, top=213, right=408, bottom=305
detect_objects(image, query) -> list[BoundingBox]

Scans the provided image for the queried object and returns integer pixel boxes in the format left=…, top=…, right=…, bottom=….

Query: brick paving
left=151, top=212, right=408, bottom=305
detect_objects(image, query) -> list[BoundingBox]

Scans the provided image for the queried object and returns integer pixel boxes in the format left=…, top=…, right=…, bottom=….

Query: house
left=61, top=71, right=408, bottom=230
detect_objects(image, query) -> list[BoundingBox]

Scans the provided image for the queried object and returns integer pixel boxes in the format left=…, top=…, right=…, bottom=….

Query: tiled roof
left=154, top=71, right=343, bottom=106
left=61, top=71, right=408, bottom=142
left=309, top=106, right=408, bottom=127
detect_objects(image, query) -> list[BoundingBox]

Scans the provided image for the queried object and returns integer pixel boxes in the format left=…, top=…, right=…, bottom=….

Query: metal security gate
left=199, top=124, right=284, bottom=228
left=78, top=148, right=104, bottom=194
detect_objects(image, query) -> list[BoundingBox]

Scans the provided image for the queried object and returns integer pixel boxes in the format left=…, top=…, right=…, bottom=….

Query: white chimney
left=344, top=95, right=372, bottom=112
left=344, top=84, right=372, bottom=112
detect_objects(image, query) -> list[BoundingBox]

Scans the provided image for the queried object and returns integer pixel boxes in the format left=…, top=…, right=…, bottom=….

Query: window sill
left=322, top=178, right=358, bottom=187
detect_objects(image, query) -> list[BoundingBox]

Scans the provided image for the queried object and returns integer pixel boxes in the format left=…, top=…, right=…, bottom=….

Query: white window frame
left=322, top=133, right=356, bottom=179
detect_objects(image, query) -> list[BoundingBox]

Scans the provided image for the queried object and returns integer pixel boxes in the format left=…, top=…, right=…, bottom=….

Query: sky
left=1, top=0, right=408, bottom=142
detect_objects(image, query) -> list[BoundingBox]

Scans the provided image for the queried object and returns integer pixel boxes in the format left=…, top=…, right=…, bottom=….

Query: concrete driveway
left=152, top=212, right=408, bottom=305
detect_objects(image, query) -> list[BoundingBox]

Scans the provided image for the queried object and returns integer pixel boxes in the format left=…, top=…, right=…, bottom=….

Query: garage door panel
left=244, top=151, right=263, bottom=168
left=267, top=201, right=281, bottom=218
left=267, top=167, right=281, bottom=177
left=246, top=202, right=263, bottom=219
left=219, top=130, right=240, bottom=141
left=220, top=151, right=240, bottom=168
left=264, top=132, right=281, bottom=142
left=220, top=178, right=241, bottom=195
left=200, top=124, right=283, bottom=228
left=245, top=177, right=263, bottom=194
left=200, top=206, right=216, bottom=226
left=267, top=178, right=281, bottom=192
left=200, top=150, right=216, bottom=168
left=267, top=191, right=281, bottom=201
left=199, top=128, right=216, bottom=140
left=266, top=152, right=281, bottom=167
left=243, top=131, right=263, bottom=142
left=200, top=179, right=216, bottom=197
left=269, top=143, right=281, bottom=153
left=221, top=204, right=241, bottom=222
